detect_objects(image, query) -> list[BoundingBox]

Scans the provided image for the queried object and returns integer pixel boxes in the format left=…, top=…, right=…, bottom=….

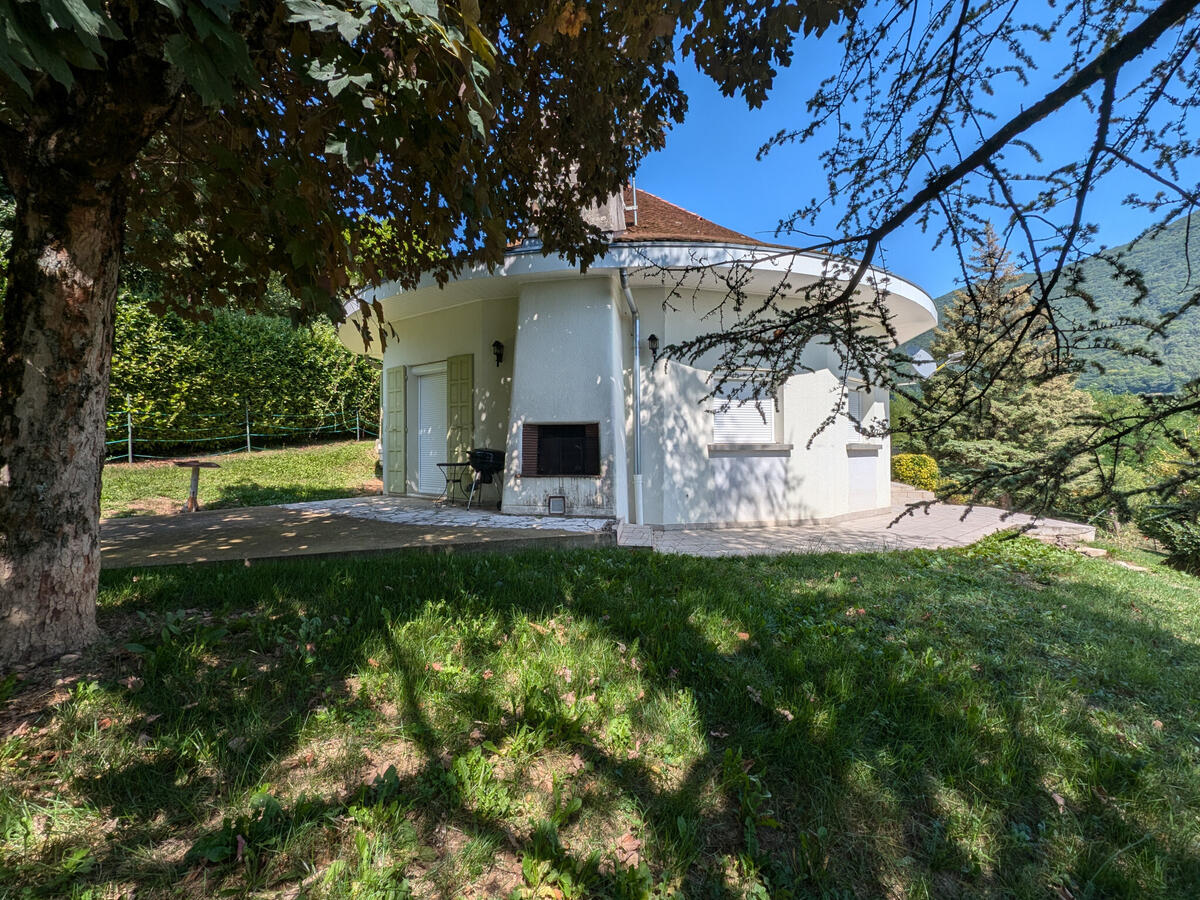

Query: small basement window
left=522, top=423, right=601, bottom=476
left=711, top=382, right=776, bottom=444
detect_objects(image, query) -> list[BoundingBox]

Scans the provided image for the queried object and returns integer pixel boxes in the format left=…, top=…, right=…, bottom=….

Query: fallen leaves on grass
left=614, top=831, right=642, bottom=868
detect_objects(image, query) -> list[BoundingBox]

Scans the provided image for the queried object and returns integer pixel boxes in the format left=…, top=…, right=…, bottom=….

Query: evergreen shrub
left=1138, top=506, right=1200, bottom=574
left=106, top=296, right=380, bottom=454
left=892, top=453, right=939, bottom=492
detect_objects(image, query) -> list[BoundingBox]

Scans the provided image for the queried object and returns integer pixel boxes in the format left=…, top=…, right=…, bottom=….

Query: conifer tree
left=918, top=227, right=1095, bottom=502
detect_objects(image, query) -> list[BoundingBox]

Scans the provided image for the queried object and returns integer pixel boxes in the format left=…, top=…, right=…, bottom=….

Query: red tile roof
left=506, top=186, right=785, bottom=251
left=615, top=186, right=774, bottom=246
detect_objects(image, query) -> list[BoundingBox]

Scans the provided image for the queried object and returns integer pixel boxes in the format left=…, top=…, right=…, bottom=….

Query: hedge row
left=106, top=298, right=380, bottom=452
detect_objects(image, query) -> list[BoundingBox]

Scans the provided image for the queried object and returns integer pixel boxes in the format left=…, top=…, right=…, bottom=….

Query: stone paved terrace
left=101, top=495, right=1093, bottom=569
left=281, top=495, right=613, bottom=533
left=101, top=498, right=614, bottom=569
left=633, top=504, right=1094, bottom=557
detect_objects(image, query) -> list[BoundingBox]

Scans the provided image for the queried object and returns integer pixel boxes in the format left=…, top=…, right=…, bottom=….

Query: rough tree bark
left=0, top=39, right=179, bottom=667
left=0, top=167, right=127, bottom=666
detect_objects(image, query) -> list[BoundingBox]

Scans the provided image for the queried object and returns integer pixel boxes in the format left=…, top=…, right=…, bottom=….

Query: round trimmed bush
left=893, top=453, right=939, bottom=492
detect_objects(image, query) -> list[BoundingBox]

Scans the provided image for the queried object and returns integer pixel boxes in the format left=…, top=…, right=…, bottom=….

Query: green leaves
left=161, top=2, right=255, bottom=106
left=0, top=0, right=121, bottom=94
left=2, top=0, right=842, bottom=337
left=106, top=296, right=380, bottom=452
left=44, top=0, right=110, bottom=44
left=0, top=0, right=253, bottom=109
left=162, top=35, right=227, bottom=105
left=285, top=0, right=371, bottom=42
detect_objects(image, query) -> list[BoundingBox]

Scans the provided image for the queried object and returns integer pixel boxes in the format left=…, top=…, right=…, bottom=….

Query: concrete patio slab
left=282, top=495, right=614, bottom=533
left=648, top=504, right=1094, bottom=557
left=101, top=495, right=1092, bottom=569
left=101, top=502, right=614, bottom=569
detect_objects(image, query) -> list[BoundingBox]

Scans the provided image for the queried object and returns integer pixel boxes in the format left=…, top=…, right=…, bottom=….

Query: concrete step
left=616, top=522, right=655, bottom=548
left=1028, top=520, right=1096, bottom=543
left=892, top=481, right=935, bottom=505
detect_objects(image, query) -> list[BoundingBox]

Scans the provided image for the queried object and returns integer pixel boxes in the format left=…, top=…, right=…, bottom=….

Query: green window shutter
left=446, top=354, right=474, bottom=461
left=385, top=365, right=407, bottom=494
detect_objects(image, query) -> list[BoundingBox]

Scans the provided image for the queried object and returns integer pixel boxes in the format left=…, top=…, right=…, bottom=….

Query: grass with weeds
left=2, top=535, right=1199, bottom=898
left=100, top=440, right=378, bottom=518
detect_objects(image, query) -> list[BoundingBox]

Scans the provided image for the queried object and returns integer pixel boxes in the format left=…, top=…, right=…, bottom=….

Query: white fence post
left=126, top=396, right=133, bottom=464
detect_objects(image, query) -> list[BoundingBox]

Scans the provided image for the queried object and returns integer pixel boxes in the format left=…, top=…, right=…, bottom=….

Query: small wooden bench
left=174, top=460, right=220, bottom=512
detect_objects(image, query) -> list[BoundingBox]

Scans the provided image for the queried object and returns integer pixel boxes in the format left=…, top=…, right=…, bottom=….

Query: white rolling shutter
left=711, top=382, right=775, bottom=443
left=417, top=371, right=448, bottom=494
left=846, top=388, right=864, bottom=440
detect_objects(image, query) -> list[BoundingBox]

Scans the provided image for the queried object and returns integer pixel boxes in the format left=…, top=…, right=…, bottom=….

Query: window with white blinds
left=846, top=387, right=877, bottom=441
left=711, top=383, right=776, bottom=444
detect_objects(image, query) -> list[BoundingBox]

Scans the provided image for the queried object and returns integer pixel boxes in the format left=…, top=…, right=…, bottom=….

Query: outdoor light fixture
left=492, top=340, right=504, bottom=366
left=647, top=333, right=660, bottom=359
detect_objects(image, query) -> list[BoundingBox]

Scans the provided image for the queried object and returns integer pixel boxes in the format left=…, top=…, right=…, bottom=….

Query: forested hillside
left=911, top=216, right=1200, bottom=393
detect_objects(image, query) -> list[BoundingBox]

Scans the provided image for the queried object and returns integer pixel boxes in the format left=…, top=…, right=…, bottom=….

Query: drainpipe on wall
left=619, top=268, right=644, bottom=525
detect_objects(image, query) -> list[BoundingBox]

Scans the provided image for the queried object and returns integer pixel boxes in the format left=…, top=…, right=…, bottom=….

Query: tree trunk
left=0, top=169, right=127, bottom=668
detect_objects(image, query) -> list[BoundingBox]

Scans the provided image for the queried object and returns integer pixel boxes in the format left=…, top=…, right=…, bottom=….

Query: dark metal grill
left=467, top=448, right=505, bottom=483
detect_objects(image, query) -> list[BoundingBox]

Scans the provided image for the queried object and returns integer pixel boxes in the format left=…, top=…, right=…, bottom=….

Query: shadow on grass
left=7, top=541, right=1200, bottom=897
left=203, top=480, right=380, bottom=510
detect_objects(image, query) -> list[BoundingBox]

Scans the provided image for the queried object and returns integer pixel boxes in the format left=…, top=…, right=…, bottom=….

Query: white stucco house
left=338, top=187, right=936, bottom=528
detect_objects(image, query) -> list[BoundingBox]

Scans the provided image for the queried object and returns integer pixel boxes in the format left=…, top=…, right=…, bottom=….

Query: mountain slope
left=910, top=216, right=1200, bottom=392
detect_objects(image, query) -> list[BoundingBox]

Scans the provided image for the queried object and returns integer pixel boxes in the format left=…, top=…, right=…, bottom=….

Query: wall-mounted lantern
left=647, top=333, right=660, bottom=360
left=492, top=340, right=504, bottom=367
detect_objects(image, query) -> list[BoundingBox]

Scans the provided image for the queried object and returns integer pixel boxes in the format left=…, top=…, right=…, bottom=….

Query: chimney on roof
left=580, top=188, right=627, bottom=235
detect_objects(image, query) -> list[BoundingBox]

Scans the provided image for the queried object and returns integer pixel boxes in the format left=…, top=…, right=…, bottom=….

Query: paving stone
left=647, top=505, right=1091, bottom=558
left=284, top=496, right=613, bottom=534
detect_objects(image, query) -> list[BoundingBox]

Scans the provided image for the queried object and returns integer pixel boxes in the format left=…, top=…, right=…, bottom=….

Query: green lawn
left=2, top=538, right=1199, bottom=898
left=100, top=440, right=379, bottom=518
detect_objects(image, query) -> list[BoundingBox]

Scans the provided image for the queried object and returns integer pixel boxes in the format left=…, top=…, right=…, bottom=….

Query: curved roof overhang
left=338, top=241, right=937, bottom=358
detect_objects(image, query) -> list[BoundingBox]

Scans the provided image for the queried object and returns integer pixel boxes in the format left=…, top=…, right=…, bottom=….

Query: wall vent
left=547, top=495, right=567, bottom=515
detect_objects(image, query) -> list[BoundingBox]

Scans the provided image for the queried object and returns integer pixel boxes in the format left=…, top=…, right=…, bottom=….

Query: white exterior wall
left=502, top=277, right=626, bottom=517
left=363, top=252, right=922, bottom=523
left=636, top=287, right=892, bottom=526
left=379, top=298, right=516, bottom=495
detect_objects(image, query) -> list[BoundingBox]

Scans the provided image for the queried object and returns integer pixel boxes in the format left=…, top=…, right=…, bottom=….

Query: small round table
left=174, top=460, right=220, bottom=512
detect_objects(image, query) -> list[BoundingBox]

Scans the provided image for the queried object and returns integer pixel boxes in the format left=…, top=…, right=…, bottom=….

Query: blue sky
left=636, top=32, right=1191, bottom=301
